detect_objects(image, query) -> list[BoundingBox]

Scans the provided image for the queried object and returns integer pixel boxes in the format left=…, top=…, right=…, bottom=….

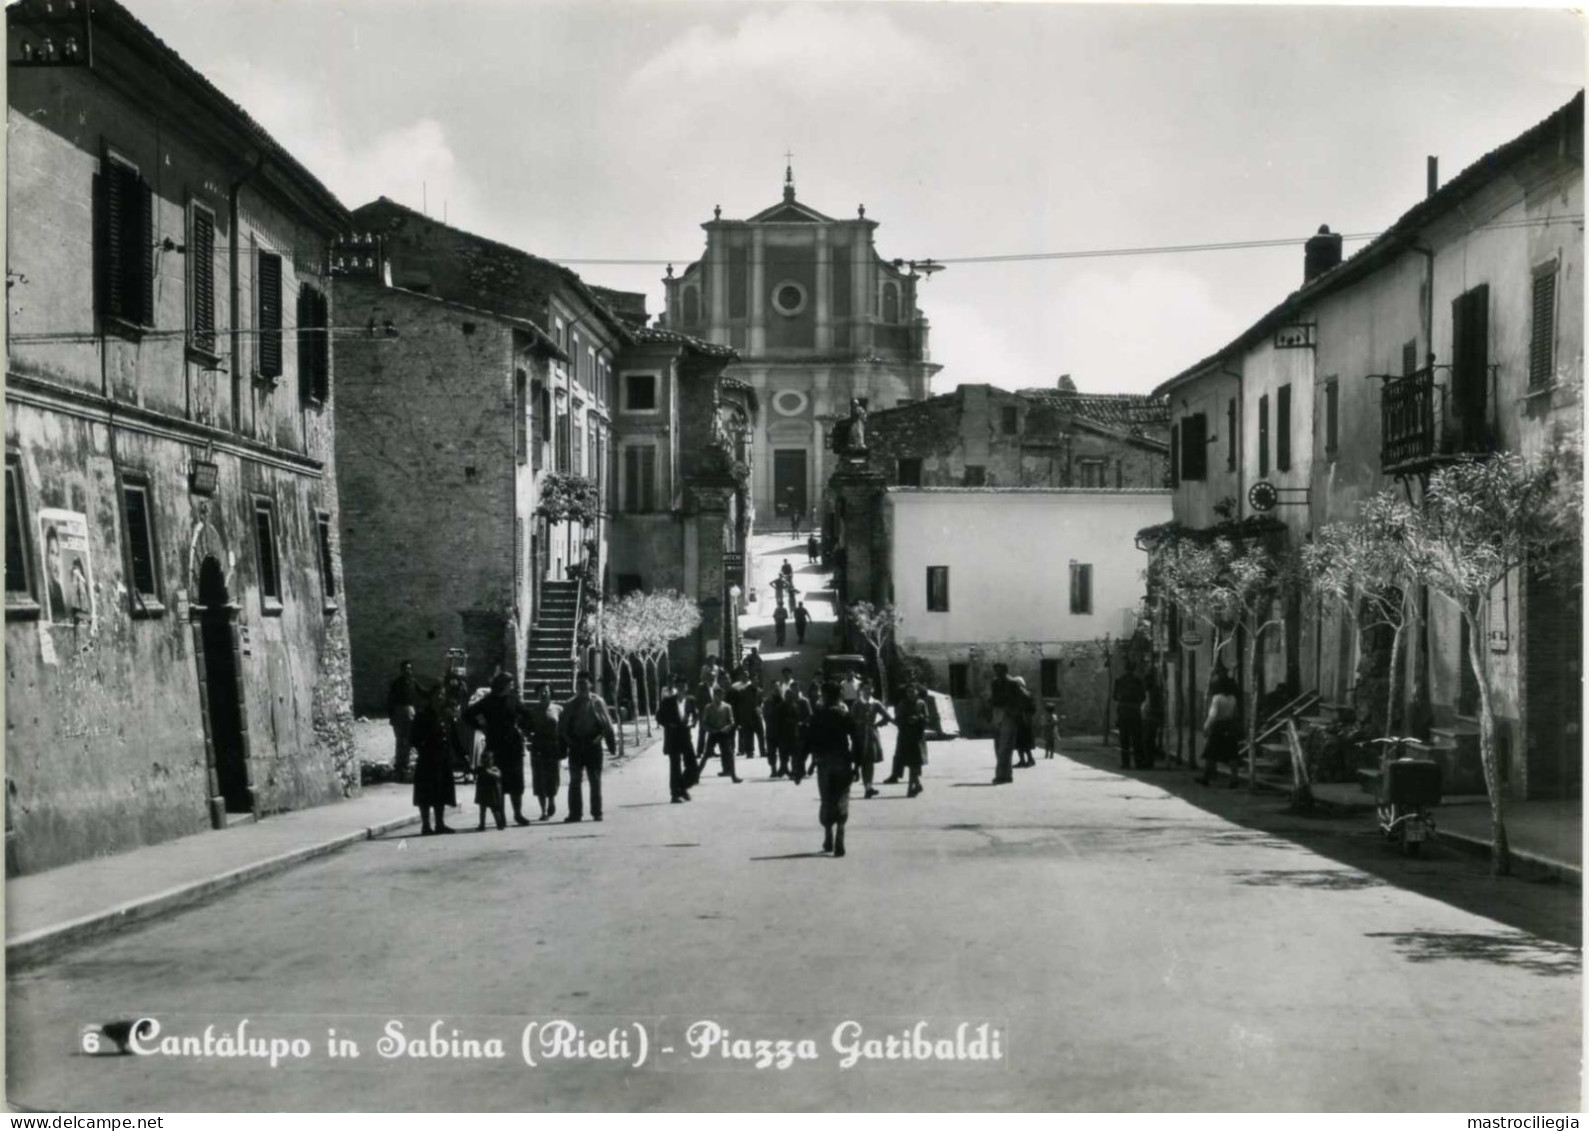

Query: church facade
left=657, top=169, right=941, bottom=521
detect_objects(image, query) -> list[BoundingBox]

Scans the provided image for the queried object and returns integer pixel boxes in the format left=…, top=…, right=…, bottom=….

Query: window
left=1276, top=384, right=1292, bottom=472
left=1180, top=412, right=1207, bottom=481
left=623, top=373, right=659, bottom=412
left=963, top=465, right=986, bottom=487
left=1000, top=406, right=1019, bottom=435
left=555, top=405, right=569, bottom=473
left=926, top=566, right=950, bottom=612
left=97, top=154, right=154, bottom=330
left=1226, top=398, right=1237, bottom=470
left=189, top=202, right=217, bottom=356
left=881, top=283, right=899, bottom=324
left=586, top=418, right=598, bottom=479
left=256, top=250, right=283, bottom=380
left=1451, top=284, right=1491, bottom=445
left=1169, top=424, right=1180, bottom=488
left=6, top=457, right=38, bottom=616
left=949, top=662, right=970, bottom=698
left=1323, top=380, right=1338, bottom=456
left=572, top=408, right=585, bottom=475
left=1402, top=340, right=1418, bottom=377
left=316, top=511, right=337, bottom=605
left=515, top=371, right=529, bottom=466
left=119, top=474, right=162, bottom=614
left=1257, top=394, right=1270, bottom=477
left=897, top=458, right=923, bottom=487
left=253, top=499, right=282, bottom=612
left=297, top=284, right=329, bottom=403
left=1069, top=562, right=1093, bottom=614
left=622, top=444, right=657, bottom=513
left=1531, top=265, right=1558, bottom=387
left=1040, top=658, right=1061, bottom=697
left=1079, top=460, right=1105, bottom=488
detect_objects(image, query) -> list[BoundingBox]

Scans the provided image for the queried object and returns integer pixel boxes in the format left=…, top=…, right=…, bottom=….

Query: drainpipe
left=1409, top=239, right=1436, bottom=739
left=228, top=151, right=265, bottom=434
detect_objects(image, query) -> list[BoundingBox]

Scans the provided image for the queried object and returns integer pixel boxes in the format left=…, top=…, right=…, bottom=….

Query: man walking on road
left=1114, top=661, right=1147, bottom=770
left=989, top=663, right=1019, bottom=784
left=558, top=672, right=617, bottom=822
left=656, top=676, right=699, bottom=803
left=701, top=685, right=741, bottom=783
left=387, top=659, right=420, bottom=782
left=773, top=603, right=789, bottom=646
left=793, top=600, right=811, bottom=644
left=807, top=533, right=819, bottom=564
left=522, top=683, right=562, bottom=821
left=464, top=672, right=531, bottom=826
left=809, top=682, right=860, bottom=857
left=729, top=667, right=768, bottom=769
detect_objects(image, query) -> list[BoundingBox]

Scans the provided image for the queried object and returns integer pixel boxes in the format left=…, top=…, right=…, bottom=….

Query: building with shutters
left=1146, top=91, right=1582, bottom=798
left=5, top=0, right=355, bottom=874
left=656, top=166, right=941, bottom=523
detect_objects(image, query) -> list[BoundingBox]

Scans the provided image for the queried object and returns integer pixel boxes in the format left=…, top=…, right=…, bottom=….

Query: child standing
left=474, top=741, right=507, bottom=831
left=1042, top=700, right=1061, bottom=759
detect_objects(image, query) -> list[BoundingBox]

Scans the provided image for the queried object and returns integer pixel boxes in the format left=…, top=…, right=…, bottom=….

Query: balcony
left=1380, top=366, right=1496, bottom=475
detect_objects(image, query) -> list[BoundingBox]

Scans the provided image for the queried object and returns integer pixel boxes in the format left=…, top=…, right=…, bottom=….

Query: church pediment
left=748, top=199, right=833, bottom=224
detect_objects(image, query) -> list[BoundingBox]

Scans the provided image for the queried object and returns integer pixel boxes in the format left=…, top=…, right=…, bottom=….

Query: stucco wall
left=887, top=489, right=1170, bottom=647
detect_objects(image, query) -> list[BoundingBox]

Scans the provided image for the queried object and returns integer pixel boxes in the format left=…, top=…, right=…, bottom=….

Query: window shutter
left=1258, top=395, right=1270, bottom=476
left=139, top=179, right=155, bottom=326
left=100, top=168, right=125, bottom=319
left=1531, top=271, right=1556, bottom=386
left=297, top=287, right=312, bottom=400
left=192, top=210, right=216, bottom=352
left=1080, top=564, right=1092, bottom=613
left=257, top=252, right=283, bottom=377
left=641, top=447, right=656, bottom=511
left=1169, top=424, right=1180, bottom=488
left=1226, top=398, right=1237, bottom=470
left=1069, top=563, right=1081, bottom=613
left=1181, top=413, right=1207, bottom=481
left=1276, top=384, right=1291, bottom=471
left=1402, top=341, right=1418, bottom=377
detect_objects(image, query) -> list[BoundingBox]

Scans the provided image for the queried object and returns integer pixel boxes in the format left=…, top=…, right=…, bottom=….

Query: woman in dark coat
left=893, top=681, right=930, bottom=797
left=465, top=673, right=530, bottom=826
left=410, top=687, right=457, bottom=835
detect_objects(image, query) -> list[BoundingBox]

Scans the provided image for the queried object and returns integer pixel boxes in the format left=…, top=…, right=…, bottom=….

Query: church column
left=814, top=228, right=832, bottom=353
left=853, top=233, right=871, bottom=355
left=811, top=367, right=830, bottom=507
left=749, top=227, right=767, bottom=356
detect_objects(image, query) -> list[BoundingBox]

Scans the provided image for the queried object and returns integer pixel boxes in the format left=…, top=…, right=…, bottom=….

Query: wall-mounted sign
left=723, top=551, right=745, bottom=587
left=1181, top=631, right=1204, bottom=647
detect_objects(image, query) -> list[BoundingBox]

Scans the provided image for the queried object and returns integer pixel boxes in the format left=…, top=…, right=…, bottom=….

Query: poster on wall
left=36, top=508, right=95, bottom=630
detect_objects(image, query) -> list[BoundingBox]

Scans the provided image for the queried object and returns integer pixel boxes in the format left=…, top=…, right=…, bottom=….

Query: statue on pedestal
left=830, top=397, right=869, bottom=462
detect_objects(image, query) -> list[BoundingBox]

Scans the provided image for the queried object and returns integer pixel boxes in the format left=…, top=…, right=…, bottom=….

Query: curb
left=1433, top=827, right=1582, bottom=886
left=6, top=811, right=423, bottom=970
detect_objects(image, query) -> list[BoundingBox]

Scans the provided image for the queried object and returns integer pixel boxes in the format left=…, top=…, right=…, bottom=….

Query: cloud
left=202, top=56, right=484, bottom=222
left=629, top=7, right=945, bottom=102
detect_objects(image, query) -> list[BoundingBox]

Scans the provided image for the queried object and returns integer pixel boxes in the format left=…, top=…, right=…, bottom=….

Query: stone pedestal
left=685, top=478, right=737, bottom=674
left=828, top=464, right=888, bottom=650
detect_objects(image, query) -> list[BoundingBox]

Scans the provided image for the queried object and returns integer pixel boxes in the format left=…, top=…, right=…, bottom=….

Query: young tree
left=848, top=600, right=903, bottom=702
left=632, top=590, right=702, bottom=731
left=1212, top=540, right=1294, bottom=793
left=1401, top=453, right=1558, bottom=876
left=1095, top=633, right=1116, bottom=745
left=1303, top=493, right=1418, bottom=740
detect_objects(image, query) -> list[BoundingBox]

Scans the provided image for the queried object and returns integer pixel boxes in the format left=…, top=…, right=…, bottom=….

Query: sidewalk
left=1246, top=768, right=1581, bottom=883
left=6, top=784, right=422, bottom=969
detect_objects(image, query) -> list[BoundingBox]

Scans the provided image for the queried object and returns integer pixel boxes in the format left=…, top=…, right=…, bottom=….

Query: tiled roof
left=632, top=326, right=738, bottom=359
left=1155, top=90, right=1584, bottom=396
left=1016, top=389, right=1171, bottom=433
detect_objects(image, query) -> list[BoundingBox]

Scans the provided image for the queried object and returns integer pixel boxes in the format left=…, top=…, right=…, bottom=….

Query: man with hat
left=558, top=671, right=617, bottom=822
left=464, top=672, right=532, bottom=826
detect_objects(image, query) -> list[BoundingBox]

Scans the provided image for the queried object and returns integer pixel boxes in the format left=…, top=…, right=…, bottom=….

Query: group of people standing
left=390, top=662, right=617, bottom=836
left=652, top=660, right=933, bottom=856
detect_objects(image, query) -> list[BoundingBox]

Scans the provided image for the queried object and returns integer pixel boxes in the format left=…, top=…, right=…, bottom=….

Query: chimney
left=1304, top=224, right=1342, bottom=282
left=1427, top=155, right=1439, bottom=199
left=1056, top=373, right=1077, bottom=392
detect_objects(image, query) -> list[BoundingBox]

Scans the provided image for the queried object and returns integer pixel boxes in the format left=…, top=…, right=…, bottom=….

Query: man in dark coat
left=387, top=660, right=420, bottom=782
left=465, top=673, right=531, bottom=826
left=773, top=604, right=789, bottom=646
left=809, top=682, right=860, bottom=857
left=700, top=685, right=740, bottom=783
left=807, top=533, right=820, bottom=564
left=656, top=675, right=699, bottom=802
left=988, top=663, right=1019, bottom=784
left=557, top=672, right=617, bottom=822
left=793, top=600, right=811, bottom=644
left=776, top=683, right=812, bottom=782
left=1114, top=661, right=1148, bottom=770
left=729, top=667, right=768, bottom=770
left=410, top=685, right=457, bottom=835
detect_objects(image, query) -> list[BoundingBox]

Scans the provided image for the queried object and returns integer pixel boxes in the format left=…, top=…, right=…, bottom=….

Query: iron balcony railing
left=1380, top=367, right=1436, bottom=471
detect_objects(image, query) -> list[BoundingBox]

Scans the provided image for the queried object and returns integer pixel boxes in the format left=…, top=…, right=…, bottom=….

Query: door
left=773, top=449, right=807, bottom=518
left=1451, top=285, right=1490, bottom=452
left=195, top=557, right=251, bottom=816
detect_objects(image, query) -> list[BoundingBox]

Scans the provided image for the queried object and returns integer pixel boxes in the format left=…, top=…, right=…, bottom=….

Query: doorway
left=773, top=449, right=807, bottom=520
left=195, top=557, right=251, bottom=818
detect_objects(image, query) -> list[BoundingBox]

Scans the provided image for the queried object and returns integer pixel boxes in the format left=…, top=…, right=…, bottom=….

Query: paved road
left=8, top=729, right=1579, bottom=1112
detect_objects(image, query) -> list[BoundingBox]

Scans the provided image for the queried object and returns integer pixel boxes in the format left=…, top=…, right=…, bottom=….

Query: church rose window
left=771, top=281, right=807, bottom=316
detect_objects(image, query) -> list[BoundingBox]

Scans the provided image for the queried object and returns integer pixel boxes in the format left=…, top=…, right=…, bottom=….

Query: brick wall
left=335, top=283, right=519, bottom=712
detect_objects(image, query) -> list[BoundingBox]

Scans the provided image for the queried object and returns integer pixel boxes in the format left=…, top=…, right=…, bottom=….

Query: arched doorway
left=194, top=556, right=251, bottom=820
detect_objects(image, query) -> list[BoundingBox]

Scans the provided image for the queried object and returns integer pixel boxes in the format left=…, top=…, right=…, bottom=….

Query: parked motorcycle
left=1373, top=738, right=1442, bottom=857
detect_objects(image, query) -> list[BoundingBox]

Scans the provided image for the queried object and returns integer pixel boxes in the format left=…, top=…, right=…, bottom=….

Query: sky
left=126, top=1, right=1583, bottom=396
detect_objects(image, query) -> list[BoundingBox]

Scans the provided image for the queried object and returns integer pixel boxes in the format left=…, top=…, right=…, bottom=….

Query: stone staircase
left=523, top=579, right=581, bottom=700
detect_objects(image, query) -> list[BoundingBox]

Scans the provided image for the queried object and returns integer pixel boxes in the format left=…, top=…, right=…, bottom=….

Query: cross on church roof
left=783, top=150, right=795, bottom=203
